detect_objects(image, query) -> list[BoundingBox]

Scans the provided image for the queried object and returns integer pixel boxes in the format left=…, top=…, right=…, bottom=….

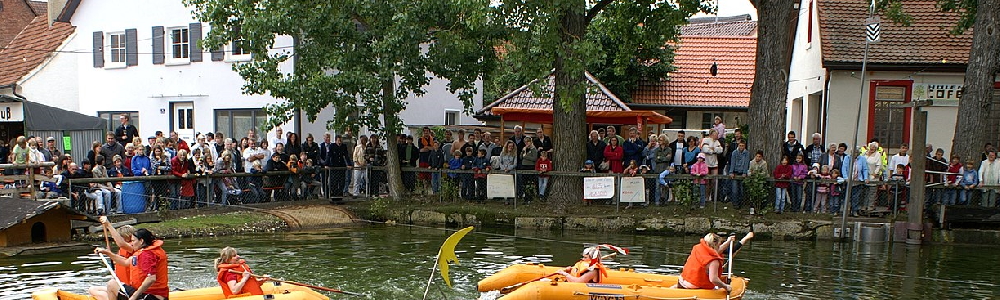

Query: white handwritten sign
left=486, top=174, right=515, bottom=199
left=584, top=177, right=615, bottom=200
left=619, top=177, right=646, bottom=203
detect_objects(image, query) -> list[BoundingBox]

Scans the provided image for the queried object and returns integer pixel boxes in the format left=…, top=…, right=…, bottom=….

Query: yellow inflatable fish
left=438, top=226, right=473, bottom=288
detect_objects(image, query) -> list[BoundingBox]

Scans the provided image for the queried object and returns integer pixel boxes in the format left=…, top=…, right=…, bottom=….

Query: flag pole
left=841, top=0, right=878, bottom=240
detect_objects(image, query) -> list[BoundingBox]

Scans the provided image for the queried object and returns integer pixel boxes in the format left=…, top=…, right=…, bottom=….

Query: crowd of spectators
left=4, top=112, right=1000, bottom=216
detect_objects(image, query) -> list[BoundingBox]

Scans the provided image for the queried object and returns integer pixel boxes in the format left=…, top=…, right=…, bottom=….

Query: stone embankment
left=384, top=209, right=832, bottom=240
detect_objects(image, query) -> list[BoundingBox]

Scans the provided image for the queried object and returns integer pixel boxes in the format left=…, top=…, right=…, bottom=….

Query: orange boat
left=478, top=264, right=747, bottom=300
left=32, top=281, right=328, bottom=300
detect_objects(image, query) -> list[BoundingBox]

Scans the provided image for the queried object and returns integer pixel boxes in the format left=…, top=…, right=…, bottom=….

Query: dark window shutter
left=211, top=48, right=224, bottom=61
left=152, top=26, right=165, bottom=65
left=189, top=23, right=203, bottom=62
left=125, top=28, right=138, bottom=66
left=92, top=31, right=104, bottom=68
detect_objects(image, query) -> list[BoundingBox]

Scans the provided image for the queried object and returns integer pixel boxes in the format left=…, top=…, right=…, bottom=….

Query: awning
left=489, top=108, right=672, bottom=125
left=1, top=95, right=106, bottom=131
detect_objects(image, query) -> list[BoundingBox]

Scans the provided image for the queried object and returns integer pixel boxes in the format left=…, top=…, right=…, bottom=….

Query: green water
left=2, top=225, right=999, bottom=299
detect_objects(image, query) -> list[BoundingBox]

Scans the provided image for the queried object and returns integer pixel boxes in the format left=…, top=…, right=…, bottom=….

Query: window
left=215, top=109, right=266, bottom=141
left=226, top=25, right=251, bottom=62
left=444, top=110, right=459, bottom=126
left=663, top=110, right=686, bottom=129
left=701, top=112, right=722, bottom=130
left=107, top=32, right=126, bottom=68
left=806, top=0, right=814, bottom=45
left=98, top=111, right=140, bottom=135
left=168, top=27, right=190, bottom=64
left=872, top=86, right=907, bottom=147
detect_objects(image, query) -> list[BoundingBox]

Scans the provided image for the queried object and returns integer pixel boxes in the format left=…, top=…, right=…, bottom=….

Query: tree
left=493, top=0, right=708, bottom=212
left=185, top=0, right=498, bottom=199
left=747, top=0, right=798, bottom=167
left=945, top=0, right=1000, bottom=162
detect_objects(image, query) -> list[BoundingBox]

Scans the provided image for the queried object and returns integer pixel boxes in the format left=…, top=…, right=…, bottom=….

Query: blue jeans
left=959, top=188, right=973, bottom=205
left=943, top=189, right=958, bottom=205
left=730, top=178, right=744, bottom=208
left=789, top=183, right=802, bottom=212
left=538, top=177, right=549, bottom=197
left=698, top=184, right=707, bottom=207
left=851, top=185, right=866, bottom=214
left=431, top=171, right=441, bottom=193
left=775, top=187, right=787, bottom=212
left=86, top=189, right=111, bottom=213
left=830, top=195, right=841, bottom=214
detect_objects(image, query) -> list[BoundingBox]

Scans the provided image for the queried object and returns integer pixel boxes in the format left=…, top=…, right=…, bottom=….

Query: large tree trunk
left=549, top=4, right=588, bottom=213
left=950, top=0, right=1000, bottom=162
left=748, top=0, right=797, bottom=166
left=382, top=79, right=405, bottom=200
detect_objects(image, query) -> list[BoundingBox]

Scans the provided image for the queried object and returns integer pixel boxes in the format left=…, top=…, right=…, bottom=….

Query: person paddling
left=89, top=217, right=137, bottom=299
left=675, top=233, right=733, bottom=293
left=93, top=229, right=169, bottom=300
left=555, top=246, right=608, bottom=283
left=215, top=247, right=270, bottom=297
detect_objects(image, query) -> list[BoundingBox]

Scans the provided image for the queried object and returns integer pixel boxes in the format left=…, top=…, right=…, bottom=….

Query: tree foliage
left=185, top=0, right=498, bottom=134
left=492, top=0, right=708, bottom=210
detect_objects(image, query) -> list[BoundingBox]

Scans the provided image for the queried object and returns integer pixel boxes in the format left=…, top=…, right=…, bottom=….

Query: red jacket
left=535, top=158, right=553, bottom=178
left=773, top=164, right=793, bottom=189
left=604, top=145, right=624, bottom=173
left=171, top=156, right=196, bottom=197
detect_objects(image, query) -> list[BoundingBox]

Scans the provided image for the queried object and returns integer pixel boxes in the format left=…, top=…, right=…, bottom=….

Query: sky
left=694, top=0, right=759, bottom=20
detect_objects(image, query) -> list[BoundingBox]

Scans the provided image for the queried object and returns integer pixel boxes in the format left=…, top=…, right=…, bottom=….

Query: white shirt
left=243, top=147, right=266, bottom=172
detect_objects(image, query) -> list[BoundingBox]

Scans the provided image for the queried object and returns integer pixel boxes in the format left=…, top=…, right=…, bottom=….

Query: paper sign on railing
left=584, top=177, right=615, bottom=200
left=486, top=174, right=515, bottom=198
left=619, top=177, right=645, bottom=203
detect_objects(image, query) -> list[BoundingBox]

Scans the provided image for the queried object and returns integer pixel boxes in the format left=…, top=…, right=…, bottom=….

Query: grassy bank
left=83, top=211, right=288, bottom=240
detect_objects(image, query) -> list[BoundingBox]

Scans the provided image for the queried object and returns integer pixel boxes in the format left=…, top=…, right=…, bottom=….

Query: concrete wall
left=0, top=210, right=72, bottom=247
left=825, top=70, right=963, bottom=152
left=20, top=33, right=80, bottom=112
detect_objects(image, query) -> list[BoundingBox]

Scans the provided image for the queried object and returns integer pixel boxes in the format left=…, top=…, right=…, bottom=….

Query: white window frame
left=444, top=110, right=460, bottom=126
left=166, top=26, right=191, bottom=65
left=225, top=40, right=252, bottom=62
left=105, top=31, right=126, bottom=69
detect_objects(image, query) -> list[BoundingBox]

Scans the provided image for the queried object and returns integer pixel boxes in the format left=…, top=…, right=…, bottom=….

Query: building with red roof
left=789, top=0, right=998, bottom=154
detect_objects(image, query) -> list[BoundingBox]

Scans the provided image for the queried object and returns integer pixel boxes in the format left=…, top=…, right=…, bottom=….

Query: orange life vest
left=128, top=240, right=169, bottom=297
left=216, top=260, right=265, bottom=297
left=116, top=248, right=132, bottom=284
left=680, top=239, right=724, bottom=289
left=569, top=258, right=608, bottom=283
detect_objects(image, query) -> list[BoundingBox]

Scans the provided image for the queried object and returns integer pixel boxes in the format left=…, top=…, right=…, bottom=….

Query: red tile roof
left=28, top=1, right=48, bottom=16
left=0, top=17, right=75, bottom=85
left=477, top=71, right=630, bottom=116
left=631, top=35, right=757, bottom=108
left=818, top=0, right=973, bottom=65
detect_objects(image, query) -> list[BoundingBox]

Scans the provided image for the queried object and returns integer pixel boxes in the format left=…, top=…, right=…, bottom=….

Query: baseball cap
left=584, top=160, right=594, bottom=165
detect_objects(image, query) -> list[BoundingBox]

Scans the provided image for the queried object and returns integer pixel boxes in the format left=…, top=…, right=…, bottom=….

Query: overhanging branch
left=586, top=0, right=615, bottom=23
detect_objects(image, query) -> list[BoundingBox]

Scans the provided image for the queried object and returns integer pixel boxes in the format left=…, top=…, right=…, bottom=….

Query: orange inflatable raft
left=478, top=264, right=747, bottom=300
left=32, top=281, right=329, bottom=300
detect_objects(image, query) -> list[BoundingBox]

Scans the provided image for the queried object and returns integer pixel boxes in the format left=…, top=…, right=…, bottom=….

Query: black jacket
left=586, top=140, right=606, bottom=165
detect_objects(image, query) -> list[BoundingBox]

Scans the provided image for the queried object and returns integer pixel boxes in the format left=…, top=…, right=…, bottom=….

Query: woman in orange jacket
left=215, top=247, right=270, bottom=297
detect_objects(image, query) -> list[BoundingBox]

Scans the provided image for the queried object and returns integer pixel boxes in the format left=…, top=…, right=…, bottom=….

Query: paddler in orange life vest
left=89, top=216, right=138, bottom=299
left=215, top=247, right=271, bottom=297
left=556, top=246, right=609, bottom=283
left=94, top=228, right=169, bottom=300
left=675, top=233, right=734, bottom=293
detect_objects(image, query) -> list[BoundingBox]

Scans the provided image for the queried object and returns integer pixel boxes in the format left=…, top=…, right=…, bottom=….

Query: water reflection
left=2, top=225, right=999, bottom=300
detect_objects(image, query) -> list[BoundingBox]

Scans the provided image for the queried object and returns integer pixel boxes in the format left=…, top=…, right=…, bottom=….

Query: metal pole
left=841, top=1, right=877, bottom=240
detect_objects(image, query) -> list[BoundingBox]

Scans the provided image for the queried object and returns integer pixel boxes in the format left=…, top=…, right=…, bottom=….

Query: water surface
left=2, top=225, right=998, bottom=299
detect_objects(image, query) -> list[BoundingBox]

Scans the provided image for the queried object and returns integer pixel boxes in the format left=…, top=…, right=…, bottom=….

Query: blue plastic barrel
left=121, top=181, right=146, bottom=214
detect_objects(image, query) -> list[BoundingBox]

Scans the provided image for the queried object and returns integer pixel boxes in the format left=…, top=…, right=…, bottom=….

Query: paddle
left=97, top=252, right=127, bottom=296
left=727, top=234, right=733, bottom=300
left=226, top=270, right=364, bottom=296
left=498, top=253, right=619, bottom=294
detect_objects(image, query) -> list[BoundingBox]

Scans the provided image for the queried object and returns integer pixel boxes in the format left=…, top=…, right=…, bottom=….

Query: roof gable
left=817, top=0, right=973, bottom=66
left=0, top=18, right=75, bottom=85
left=477, top=71, right=631, bottom=116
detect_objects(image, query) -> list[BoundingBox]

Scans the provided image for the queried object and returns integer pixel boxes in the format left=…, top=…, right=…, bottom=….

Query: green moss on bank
left=86, top=211, right=288, bottom=240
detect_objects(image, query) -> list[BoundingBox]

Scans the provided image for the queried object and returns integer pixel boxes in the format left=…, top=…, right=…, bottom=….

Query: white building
left=9, top=0, right=481, bottom=146
left=787, top=0, right=1000, bottom=154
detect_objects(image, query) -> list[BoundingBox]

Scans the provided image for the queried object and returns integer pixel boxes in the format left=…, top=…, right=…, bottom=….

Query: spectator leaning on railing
left=979, top=151, right=1000, bottom=207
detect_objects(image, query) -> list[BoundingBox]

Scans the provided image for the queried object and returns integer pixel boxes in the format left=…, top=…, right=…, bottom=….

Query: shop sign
left=912, top=84, right=963, bottom=101
left=0, top=102, right=25, bottom=122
